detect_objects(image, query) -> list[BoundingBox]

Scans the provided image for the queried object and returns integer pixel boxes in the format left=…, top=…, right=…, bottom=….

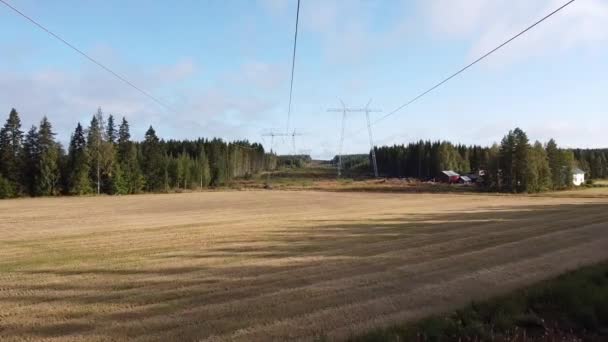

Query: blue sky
left=1, top=0, right=607, bottom=158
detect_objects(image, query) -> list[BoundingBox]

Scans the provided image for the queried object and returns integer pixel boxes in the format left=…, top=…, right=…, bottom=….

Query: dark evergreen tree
left=512, top=128, right=531, bottom=193
left=67, top=123, right=91, bottom=195
left=526, top=141, right=552, bottom=193
left=118, top=117, right=131, bottom=157
left=561, top=150, right=575, bottom=188
left=141, top=126, right=166, bottom=191
left=21, top=126, right=39, bottom=196
left=36, top=117, right=60, bottom=196
left=0, top=108, right=24, bottom=194
left=87, top=112, right=103, bottom=194
left=499, top=131, right=516, bottom=192
left=484, top=143, right=501, bottom=189
left=106, top=114, right=117, bottom=144
left=546, top=139, right=566, bottom=189
left=198, top=147, right=211, bottom=188
left=117, top=117, right=143, bottom=193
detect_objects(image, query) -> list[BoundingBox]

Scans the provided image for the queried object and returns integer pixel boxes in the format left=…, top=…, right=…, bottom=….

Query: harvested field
left=1, top=190, right=608, bottom=341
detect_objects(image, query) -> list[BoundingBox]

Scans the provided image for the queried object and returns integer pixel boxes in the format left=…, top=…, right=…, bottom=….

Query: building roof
left=572, top=168, right=585, bottom=175
left=460, top=176, right=472, bottom=182
left=442, top=170, right=459, bottom=177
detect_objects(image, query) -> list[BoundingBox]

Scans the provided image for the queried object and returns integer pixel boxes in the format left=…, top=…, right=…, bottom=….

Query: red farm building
left=438, top=170, right=460, bottom=184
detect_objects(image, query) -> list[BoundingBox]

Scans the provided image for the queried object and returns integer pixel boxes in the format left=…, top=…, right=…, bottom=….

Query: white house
left=572, top=168, right=585, bottom=186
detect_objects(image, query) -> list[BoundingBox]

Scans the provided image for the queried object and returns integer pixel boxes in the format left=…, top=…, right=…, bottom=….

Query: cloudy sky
left=1, top=0, right=607, bottom=158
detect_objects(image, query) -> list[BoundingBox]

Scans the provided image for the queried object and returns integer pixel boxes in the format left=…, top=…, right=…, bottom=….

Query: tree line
left=370, top=128, right=605, bottom=193
left=0, top=108, right=274, bottom=198
left=572, top=149, right=608, bottom=180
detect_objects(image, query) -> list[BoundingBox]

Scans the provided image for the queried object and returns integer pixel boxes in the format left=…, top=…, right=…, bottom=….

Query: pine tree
left=499, top=131, right=516, bottom=192
left=0, top=108, right=24, bottom=194
left=513, top=128, right=531, bottom=193
left=36, top=117, right=60, bottom=196
left=67, top=123, right=91, bottom=195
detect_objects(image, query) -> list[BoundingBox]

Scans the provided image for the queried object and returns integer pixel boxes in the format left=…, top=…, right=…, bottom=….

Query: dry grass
left=1, top=190, right=608, bottom=341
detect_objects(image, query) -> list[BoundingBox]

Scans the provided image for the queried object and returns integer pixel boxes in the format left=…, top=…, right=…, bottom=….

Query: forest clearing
left=1, top=189, right=608, bottom=341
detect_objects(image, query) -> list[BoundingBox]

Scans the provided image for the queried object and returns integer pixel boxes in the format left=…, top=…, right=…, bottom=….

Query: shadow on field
left=2, top=202, right=608, bottom=341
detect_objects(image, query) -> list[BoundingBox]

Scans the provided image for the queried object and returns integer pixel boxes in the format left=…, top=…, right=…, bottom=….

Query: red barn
left=438, top=170, right=460, bottom=184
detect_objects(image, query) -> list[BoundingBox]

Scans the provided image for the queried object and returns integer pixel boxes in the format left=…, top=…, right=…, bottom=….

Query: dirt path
left=1, top=191, right=607, bottom=341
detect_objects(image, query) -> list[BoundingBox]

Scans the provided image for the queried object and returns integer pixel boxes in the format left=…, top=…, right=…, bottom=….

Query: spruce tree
left=0, top=108, right=24, bottom=194
left=110, top=161, right=128, bottom=195
left=106, top=114, right=116, bottom=144
left=118, top=117, right=131, bottom=159
left=0, top=174, right=13, bottom=199
left=21, top=126, right=39, bottom=196
left=36, top=117, right=60, bottom=196
left=67, top=123, right=91, bottom=195
left=87, top=112, right=103, bottom=194
left=141, top=126, right=165, bottom=191
left=117, top=118, right=143, bottom=193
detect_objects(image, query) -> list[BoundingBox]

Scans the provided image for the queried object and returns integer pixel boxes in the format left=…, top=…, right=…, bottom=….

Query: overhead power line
left=285, top=0, right=301, bottom=134
left=0, top=0, right=172, bottom=111
left=353, top=0, right=576, bottom=135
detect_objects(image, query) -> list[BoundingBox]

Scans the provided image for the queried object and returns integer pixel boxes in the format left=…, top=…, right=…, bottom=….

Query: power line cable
left=285, top=0, right=301, bottom=134
left=348, top=0, right=576, bottom=137
left=0, top=0, right=173, bottom=111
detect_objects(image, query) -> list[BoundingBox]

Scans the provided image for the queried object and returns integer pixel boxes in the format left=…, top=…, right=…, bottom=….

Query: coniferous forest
left=373, top=128, right=608, bottom=193
left=0, top=108, right=274, bottom=198
left=1, top=108, right=607, bottom=198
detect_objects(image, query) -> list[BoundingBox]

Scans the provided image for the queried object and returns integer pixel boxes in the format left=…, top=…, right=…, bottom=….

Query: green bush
left=0, top=175, right=15, bottom=199
left=350, top=262, right=608, bottom=342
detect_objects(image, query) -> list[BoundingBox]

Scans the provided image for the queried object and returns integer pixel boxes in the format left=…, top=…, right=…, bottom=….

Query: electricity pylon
left=327, top=100, right=347, bottom=177
left=262, top=131, right=288, bottom=187
left=328, top=100, right=382, bottom=178
left=364, top=99, right=380, bottom=178
left=262, top=131, right=289, bottom=154
left=290, top=129, right=304, bottom=156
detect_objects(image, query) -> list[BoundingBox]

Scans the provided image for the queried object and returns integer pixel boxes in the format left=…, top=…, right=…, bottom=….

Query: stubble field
left=1, top=190, right=608, bottom=341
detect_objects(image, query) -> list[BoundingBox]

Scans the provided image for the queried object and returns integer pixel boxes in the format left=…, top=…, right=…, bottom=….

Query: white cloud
left=421, top=0, right=608, bottom=66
